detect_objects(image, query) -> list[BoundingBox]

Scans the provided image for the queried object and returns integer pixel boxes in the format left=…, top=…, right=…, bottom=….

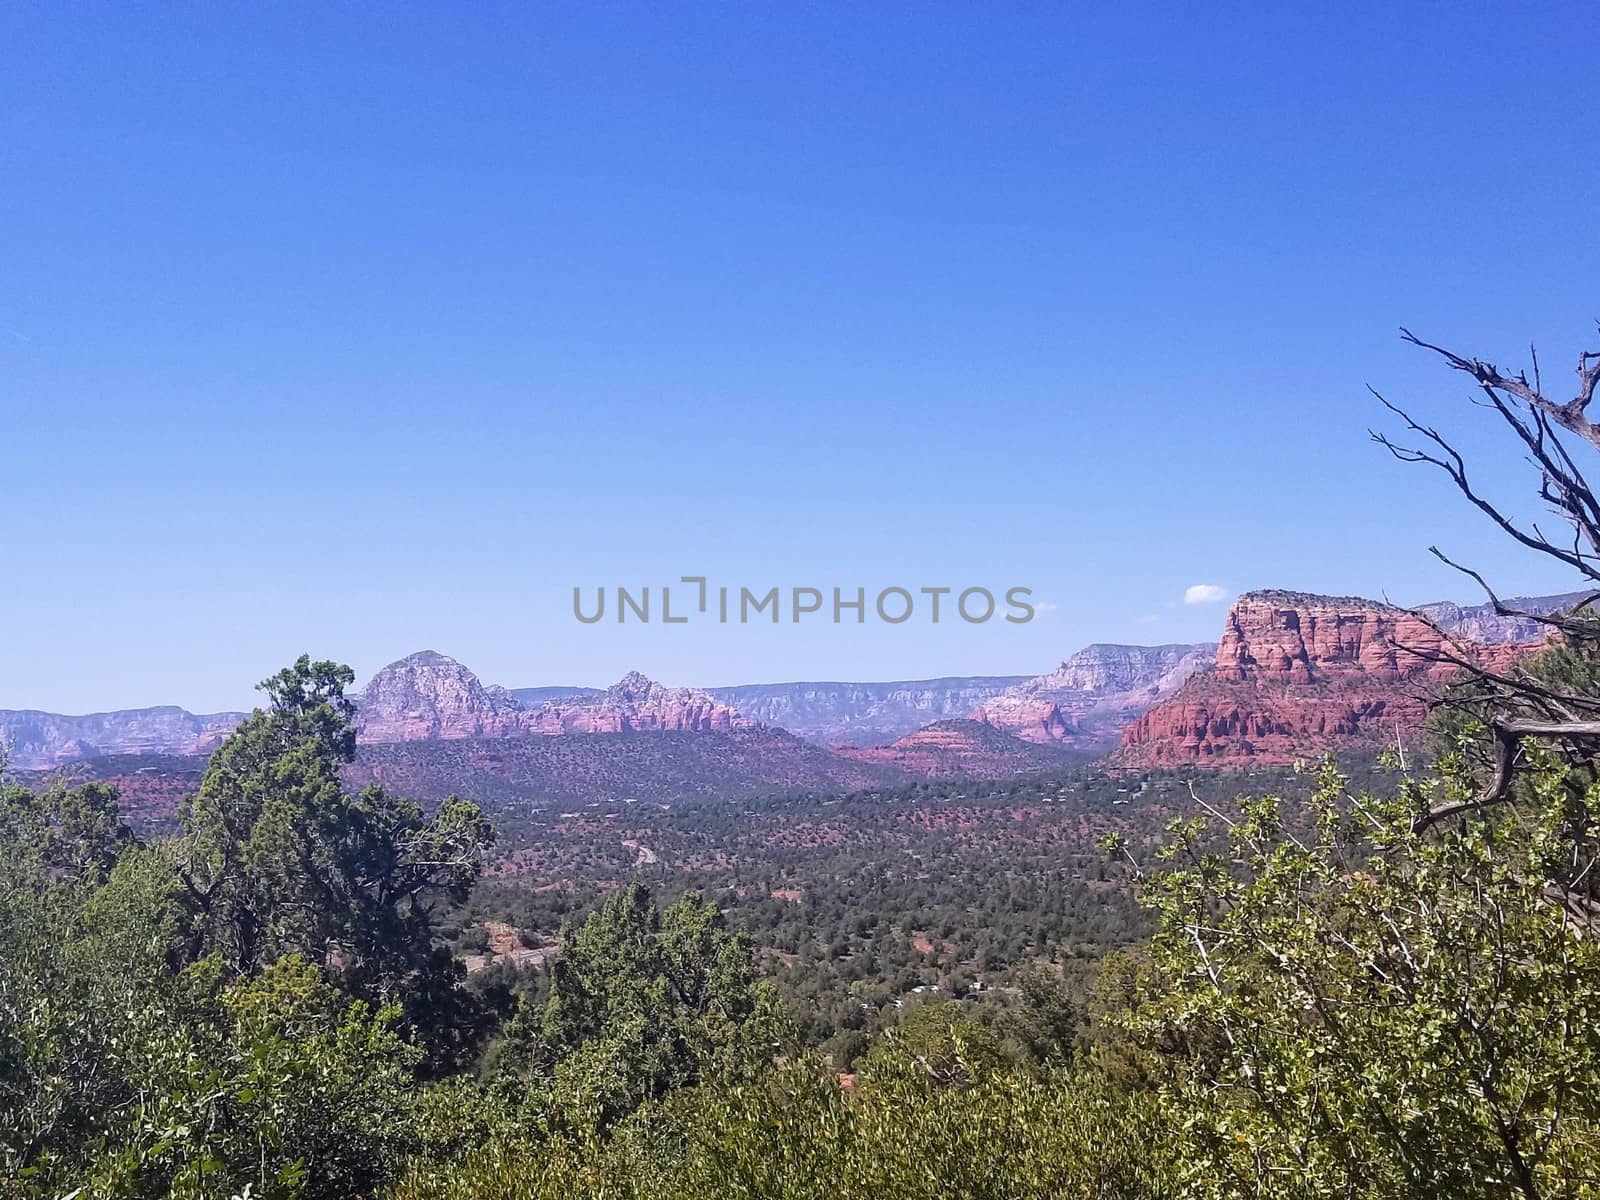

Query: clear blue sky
left=4, top=2, right=1598, bottom=713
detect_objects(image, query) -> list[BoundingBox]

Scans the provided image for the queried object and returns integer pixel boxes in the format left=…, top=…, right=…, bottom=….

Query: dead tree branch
left=1414, top=719, right=1600, bottom=833
left=1399, top=326, right=1600, bottom=453
left=1373, top=327, right=1600, bottom=837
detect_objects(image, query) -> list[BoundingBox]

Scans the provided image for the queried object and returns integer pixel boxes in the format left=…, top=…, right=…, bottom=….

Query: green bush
left=388, top=1066, right=1176, bottom=1200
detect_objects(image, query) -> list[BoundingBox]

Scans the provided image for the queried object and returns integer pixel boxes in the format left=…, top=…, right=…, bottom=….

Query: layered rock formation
left=12, top=589, right=1582, bottom=777
left=355, top=654, right=752, bottom=742
left=356, top=651, right=528, bottom=742
left=1210, top=592, right=1469, bottom=685
left=706, top=677, right=1028, bottom=746
left=1117, top=590, right=1540, bottom=768
left=1417, top=591, right=1590, bottom=644
left=0, top=706, right=245, bottom=770
left=523, top=671, right=752, bottom=734
left=971, top=643, right=1215, bottom=750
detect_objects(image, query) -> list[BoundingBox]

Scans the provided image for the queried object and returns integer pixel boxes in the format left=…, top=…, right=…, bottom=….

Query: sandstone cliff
left=523, top=670, right=754, bottom=734
left=971, top=643, right=1216, bottom=750
left=0, top=706, right=246, bottom=770
left=356, top=650, right=527, bottom=742
left=1116, top=590, right=1538, bottom=767
left=11, top=590, right=1581, bottom=775
left=355, top=655, right=753, bottom=742
left=707, top=676, right=1027, bottom=746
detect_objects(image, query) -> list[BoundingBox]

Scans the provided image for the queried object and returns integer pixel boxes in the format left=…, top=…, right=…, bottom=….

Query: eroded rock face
left=1212, top=593, right=1462, bottom=684
left=1118, top=680, right=1420, bottom=767
left=971, top=643, right=1215, bottom=749
left=1117, top=590, right=1541, bottom=768
left=523, top=671, right=753, bottom=734
left=0, top=706, right=246, bottom=770
left=356, top=650, right=526, bottom=742
left=355, top=655, right=754, bottom=742
left=706, top=677, right=1028, bottom=746
left=11, top=589, right=1579, bottom=774
left=970, top=696, right=1078, bottom=745
left=1417, top=591, right=1591, bottom=644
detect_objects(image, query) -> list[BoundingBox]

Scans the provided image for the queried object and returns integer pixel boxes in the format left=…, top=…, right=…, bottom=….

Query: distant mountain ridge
left=0, top=665, right=1039, bottom=768
left=0, top=706, right=244, bottom=771
left=1417, top=590, right=1591, bottom=643
left=508, top=686, right=603, bottom=706
left=355, top=654, right=753, bottom=742
left=705, top=677, right=1028, bottom=746
left=971, top=643, right=1216, bottom=751
left=4, top=587, right=1585, bottom=772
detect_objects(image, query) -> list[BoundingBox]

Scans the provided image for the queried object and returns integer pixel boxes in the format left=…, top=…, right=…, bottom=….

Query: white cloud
left=1033, top=601, right=1058, bottom=614
left=1184, top=584, right=1227, bottom=606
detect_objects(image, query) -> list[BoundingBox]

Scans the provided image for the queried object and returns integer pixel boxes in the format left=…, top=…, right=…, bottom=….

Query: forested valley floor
left=11, top=650, right=1600, bottom=1199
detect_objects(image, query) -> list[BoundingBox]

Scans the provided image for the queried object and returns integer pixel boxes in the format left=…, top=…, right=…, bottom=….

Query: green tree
left=858, top=1000, right=1005, bottom=1092
left=1003, top=965, right=1081, bottom=1065
left=1112, top=760, right=1600, bottom=1199
left=523, top=883, right=788, bottom=1127
left=115, top=955, right=422, bottom=1200
left=176, top=655, right=496, bottom=1058
left=177, top=656, right=361, bottom=973
left=0, top=777, right=130, bottom=884
left=387, top=1065, right=1176, bottom=1200
left=1, top=801, right=429, bottom=1198
left=0, top=783, right=169, bottom=1177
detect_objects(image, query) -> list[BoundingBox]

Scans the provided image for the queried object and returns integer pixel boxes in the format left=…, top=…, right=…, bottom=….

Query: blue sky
left=4, top=2, right=1598, bottom=712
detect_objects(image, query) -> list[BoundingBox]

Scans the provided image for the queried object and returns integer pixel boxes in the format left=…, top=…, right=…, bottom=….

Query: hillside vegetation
left=6, top=625, right=1600, bottom=1199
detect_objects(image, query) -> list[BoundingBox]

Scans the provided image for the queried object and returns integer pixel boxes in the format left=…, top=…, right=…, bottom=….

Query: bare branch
left=1414, top=720, right=1600, bottom=833
left=1369, top=392, right=1600, bottom=582
left=1400, top=327, right=1600, bottom=450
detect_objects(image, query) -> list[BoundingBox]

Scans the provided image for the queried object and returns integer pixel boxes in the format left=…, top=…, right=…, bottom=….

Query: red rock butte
left=1116, top=590, right=1540, bottom=768
left=355, top=653, right=754, bottom=744
left=969, top=642, right=1215, bottom=751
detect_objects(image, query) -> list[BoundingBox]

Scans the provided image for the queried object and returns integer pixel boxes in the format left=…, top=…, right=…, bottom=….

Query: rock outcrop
left=1417, top=591, right=1591, bottom=644
left=1116, top=590, right=1541, bottom=767
left=706, top=677, right=1028, bottom=746
left=972, top=643, right=1215, bottom=750
left=0, top=706, right=246, bottom=770
left=356, top=651, right=527, bottom=742
left=356, top=656, right=753, bottom=742
left=1210, top=592, right=1467, bottom=684
left=11, top=589, right=1582, bottom=775
left=523, top=671, right=753, bottom=734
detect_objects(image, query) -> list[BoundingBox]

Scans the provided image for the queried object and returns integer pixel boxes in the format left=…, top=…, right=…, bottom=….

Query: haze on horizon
left=4, top=3, right=1597, bottom=713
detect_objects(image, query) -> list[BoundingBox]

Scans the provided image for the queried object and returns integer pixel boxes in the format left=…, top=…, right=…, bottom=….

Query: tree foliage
left=15, top=320, right=1600, bottom=1197
left=175, top=655, right=495, bottom=1061
left=0, top=657, right=496, bottom=1195
left=1108, top=754, right=1600, bottom=1199
left=516, top=883, right=789, bottom=1128
left=390, top=1065, right=1176, bottom=1200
